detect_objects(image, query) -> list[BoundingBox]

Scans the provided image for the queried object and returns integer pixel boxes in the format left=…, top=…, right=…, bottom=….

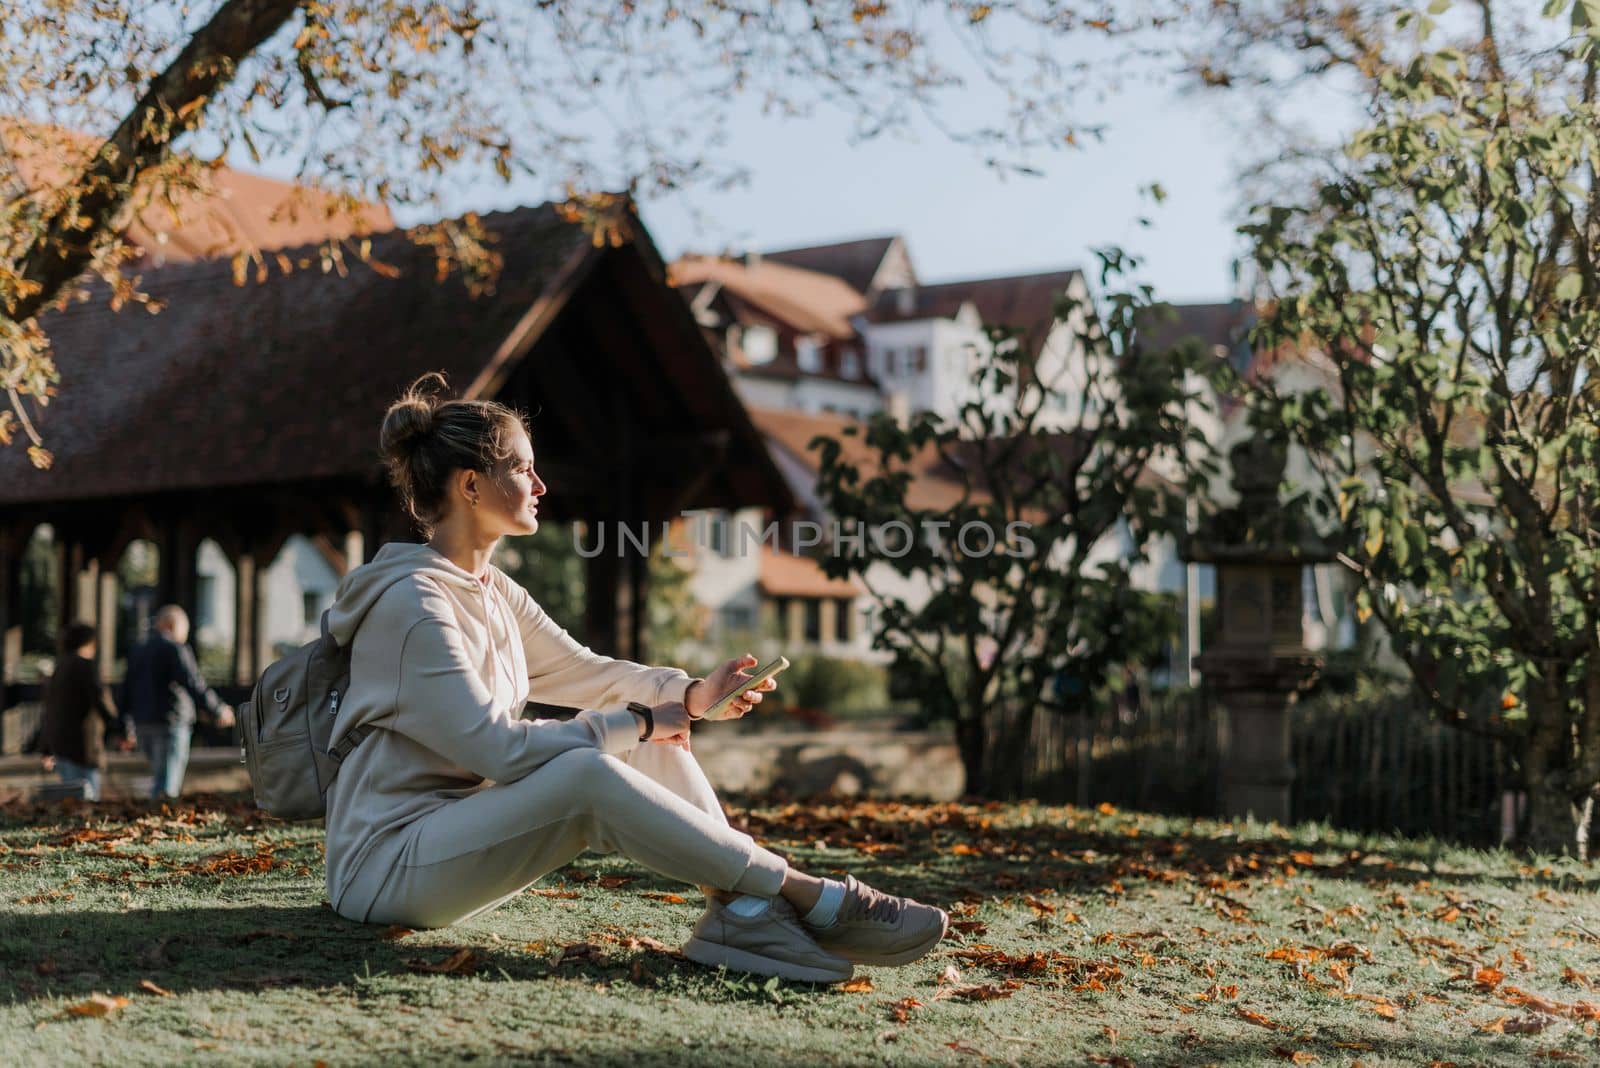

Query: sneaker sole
left=682, top=937, right=854, bottom=984
left=824, top=910, right=950, bottom=966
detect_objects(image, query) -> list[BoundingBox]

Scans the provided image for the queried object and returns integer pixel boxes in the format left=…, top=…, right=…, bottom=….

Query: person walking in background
left=123, top=605, right=235, bottom=799
left=38, top=621, right=131, bottom=801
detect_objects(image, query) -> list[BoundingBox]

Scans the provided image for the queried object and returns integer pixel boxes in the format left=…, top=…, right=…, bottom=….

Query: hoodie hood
left=326, top=542, right=481, bottom=648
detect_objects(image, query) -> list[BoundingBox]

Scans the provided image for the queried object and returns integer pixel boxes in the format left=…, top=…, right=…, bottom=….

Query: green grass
left=2, top=792, right=1599, bottom=1067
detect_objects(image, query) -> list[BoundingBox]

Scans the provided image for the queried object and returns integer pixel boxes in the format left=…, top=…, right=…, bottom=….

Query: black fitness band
left=627, top=701, right=654, bottom=741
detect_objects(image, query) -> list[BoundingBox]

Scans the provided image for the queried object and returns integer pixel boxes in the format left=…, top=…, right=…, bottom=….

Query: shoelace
left=843, top=882, right=902, bottom=924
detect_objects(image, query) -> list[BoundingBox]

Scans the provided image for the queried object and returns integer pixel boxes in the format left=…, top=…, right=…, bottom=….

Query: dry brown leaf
left=1234, top=1006, right=1280, bottom=1030
left=525, top=888, right=581, bottom=899
left=937, top=963, right=963, bottom=986
left=64, top=993, right=130, bottom=1018
left=1473, top=966, right=1506, bottom=992
left=1272, top=1048, right=1318, bottom=1063
left=640, top=892, right=687, bottom=905
left=136, top=979, right=173, bottom=998
left=379, top=926, right=415, bottom=941
left=555, top=942, right=606, bottom=966
left=937, top=980, right=1023, bottom=1001
left=839, top=977, right=875, bottom=993
left=1503, top=1014, right=1554, bottom=1035
left=597, top=874, right=637, bottom=889
left=888, top=996, right=922, bottom=1023
left=949, top=920, right=989, bottom=936
left=405, top=948, right=481, bottom=975
left=619, top=935, right=675, bottom=954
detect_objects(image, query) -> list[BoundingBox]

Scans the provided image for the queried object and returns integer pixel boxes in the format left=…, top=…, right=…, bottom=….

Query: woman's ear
left=456, top=468, right=479, bottom=508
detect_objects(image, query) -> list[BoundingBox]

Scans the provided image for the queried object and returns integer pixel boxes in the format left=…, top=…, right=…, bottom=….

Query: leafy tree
left=810, top=261, right=1220, bottom=797
left=0, top=0, right=1159, bottom=466
left=1243, top=3, right=1600, bottom=855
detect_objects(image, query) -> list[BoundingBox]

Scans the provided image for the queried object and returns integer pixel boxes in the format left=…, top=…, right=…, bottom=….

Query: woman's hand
left=641, top=701, right=693, bottom=744
left=685, top=653, right=778, bottom=722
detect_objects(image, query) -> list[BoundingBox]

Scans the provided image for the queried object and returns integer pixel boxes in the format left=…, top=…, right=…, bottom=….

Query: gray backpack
left=239, top=611, right=373, bottom=821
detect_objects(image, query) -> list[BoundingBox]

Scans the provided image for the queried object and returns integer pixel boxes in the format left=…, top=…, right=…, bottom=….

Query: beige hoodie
left=321, top=542, right=692, bottom=914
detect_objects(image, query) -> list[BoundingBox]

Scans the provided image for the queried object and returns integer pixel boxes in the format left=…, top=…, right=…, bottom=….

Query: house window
left=796, top=336, right=822, bottom=373
left=834, top=598, right=853, bottom=642
left=840, top=349, right=860, bottom=379
left=721, top=603, right=754, bottom=635
left=881, top=348, right=897, bottom=377
left=803, top=598, right=822, bottom=643
left=771, top=596, right=792, bottom=640
left=302, top=591, right=322, bottom=627
left=742, top=324, right=778, bottom=365
left=910, top=346, right=928, bottom=373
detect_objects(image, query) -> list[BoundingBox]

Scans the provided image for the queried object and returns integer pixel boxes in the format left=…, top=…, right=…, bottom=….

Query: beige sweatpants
left=347, top=742, right=790, bottom=929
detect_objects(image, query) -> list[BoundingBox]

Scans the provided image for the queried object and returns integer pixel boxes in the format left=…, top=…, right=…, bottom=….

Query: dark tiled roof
left=762, top=236, right=899, bottom=295
left=866, top=269, right=1084, bottom=356
left=1136, top=300, right=1257, bottom=372
left=1, top=205, right=592, bottom=504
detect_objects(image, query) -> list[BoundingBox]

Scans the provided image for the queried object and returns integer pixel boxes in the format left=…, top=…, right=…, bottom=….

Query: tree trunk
left=955, top=715, right=989, bottom=798
left=1520, top=685, right=1587, bottom=856
left=8, top=0, right=303, bottom=324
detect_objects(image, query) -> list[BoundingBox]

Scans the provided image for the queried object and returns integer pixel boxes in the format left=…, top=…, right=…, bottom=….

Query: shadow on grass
left=0, top=902, right=752, bottom=1009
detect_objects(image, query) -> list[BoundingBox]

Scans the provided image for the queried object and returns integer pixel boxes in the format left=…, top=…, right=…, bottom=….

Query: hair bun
left=380, top=372, right=449, bottom=454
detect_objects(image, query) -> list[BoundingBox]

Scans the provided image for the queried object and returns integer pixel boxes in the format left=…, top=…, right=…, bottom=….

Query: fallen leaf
left=839, top=977, right=875, bottom=993
left=888, top=996, right=922, bottom=1022
left=1235, top=1006, right=1280, bottom=1030
left=937, top=980, right=1023, bottom=1002
left=137, top=979, right=173, bottom=997
left=239, top=929, right=297, bottom=943
left=949, top=921, right=989, bottom=936
left=1473, top=966, right=1506, bottom=992
left=379, top=926, right=415, bottom=941
left=1272, top=1048, right=1319, bottom=1063
left=597, top=874, right=637, bottom=889
left=937, top=963, right=963, bottom=986
left=640, top=892, right=687, bottom=905
left=405, top=948, right=481, bottom=975
left=619, top=935, right=675, bottom=954
left=64, top=993, right=130, bottom=1018
left=945, top=1039, right=986, bottom=1056
left=555, top=942, right=606, bottom=966
left=1503, top=1014, right=1554, bottom=1035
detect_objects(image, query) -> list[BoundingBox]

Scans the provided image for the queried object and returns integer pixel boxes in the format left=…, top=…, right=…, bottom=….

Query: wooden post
left=0, top=538, right=17, bottom=752
left=158, top=520, right=200, bottom=634
left=95, top=566, right=117, bottom=681
left=585, top=535, right=622, bottom=658
left=232, top=551, right=261, bottom=686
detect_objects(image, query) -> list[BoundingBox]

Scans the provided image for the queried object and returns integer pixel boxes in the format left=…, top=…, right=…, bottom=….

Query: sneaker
left=807, top=875, right=948, bottom=966
left=682, top=895, right=854, bottom=983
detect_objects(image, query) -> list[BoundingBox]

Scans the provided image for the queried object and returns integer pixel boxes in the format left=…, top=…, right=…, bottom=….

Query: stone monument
left=1185, top=433, right=1333, bottom=823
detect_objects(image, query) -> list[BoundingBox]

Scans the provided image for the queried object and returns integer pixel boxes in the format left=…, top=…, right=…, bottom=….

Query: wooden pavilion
left=0, top=199, right=794, bottom=739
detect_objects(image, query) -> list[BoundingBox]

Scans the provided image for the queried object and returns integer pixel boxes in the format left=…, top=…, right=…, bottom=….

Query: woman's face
left=477, top=426, right=546, bottom=537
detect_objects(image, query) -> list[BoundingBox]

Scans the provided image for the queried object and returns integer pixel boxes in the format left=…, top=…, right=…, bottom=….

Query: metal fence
left=1006, top=687, right=1513, bottom=846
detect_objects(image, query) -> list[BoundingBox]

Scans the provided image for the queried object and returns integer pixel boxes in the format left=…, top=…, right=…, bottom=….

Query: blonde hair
left=379, top=373, right=528, bottom=535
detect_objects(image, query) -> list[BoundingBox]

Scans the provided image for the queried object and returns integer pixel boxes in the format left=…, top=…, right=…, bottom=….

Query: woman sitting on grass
left=322, top=373, right=946, bottom=983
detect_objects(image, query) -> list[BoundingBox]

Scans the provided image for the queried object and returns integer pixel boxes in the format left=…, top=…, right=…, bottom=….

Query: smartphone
left=699, top=655, right=790, bottom=721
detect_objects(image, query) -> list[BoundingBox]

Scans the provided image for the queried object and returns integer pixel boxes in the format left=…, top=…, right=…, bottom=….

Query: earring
left=470, top=496, right=479, bottom=507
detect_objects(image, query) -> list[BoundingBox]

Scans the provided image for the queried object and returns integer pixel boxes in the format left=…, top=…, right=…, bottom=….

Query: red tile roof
left=758, top=545, right=862, bottom=598
left=671, top=254, right=866, bottom=339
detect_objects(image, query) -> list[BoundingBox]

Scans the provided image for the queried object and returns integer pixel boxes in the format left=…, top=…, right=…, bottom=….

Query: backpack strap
left=327, top=723, right=375, bottom=764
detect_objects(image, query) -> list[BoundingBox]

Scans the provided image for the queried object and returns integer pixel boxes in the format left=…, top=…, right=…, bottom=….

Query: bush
left=769, top=655, right=890, bottom=717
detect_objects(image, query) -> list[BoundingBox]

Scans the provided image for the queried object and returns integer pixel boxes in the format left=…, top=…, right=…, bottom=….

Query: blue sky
left=634, top=78, right=1250, bottom=304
